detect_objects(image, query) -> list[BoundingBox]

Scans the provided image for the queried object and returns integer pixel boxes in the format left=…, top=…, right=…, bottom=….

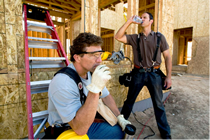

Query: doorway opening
left=173, top=27, right=193, bottom=66
left=100, top=28, right=114, bottom=52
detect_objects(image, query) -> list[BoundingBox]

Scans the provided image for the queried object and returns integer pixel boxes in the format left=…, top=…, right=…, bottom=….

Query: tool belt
left=42, top=123, right=71, bottom=139
left=134, top=65, right=160, bottom=73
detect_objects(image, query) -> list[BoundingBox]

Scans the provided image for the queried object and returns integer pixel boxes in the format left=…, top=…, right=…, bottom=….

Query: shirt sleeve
left=49, top=74, right=82, bottom=123
left=125, top=34, right=138, bottom=46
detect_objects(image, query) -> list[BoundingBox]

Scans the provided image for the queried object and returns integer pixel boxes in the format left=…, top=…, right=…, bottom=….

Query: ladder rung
left=33, top=110, right=48, bottom=126
left=29, top=60, right=65, bottom=69
left=30, top=80, right=51, bottom=94
left=29, top=57, right=66, bottom=61
left=30, top=80, right=51, bottom=86
left=27, top=21, right=53, bottom=34
left=34, top=117, right=48, bottom=139
left=28, top=40, right=58, bottom=49
left=28, top=37, right=59, bottom=42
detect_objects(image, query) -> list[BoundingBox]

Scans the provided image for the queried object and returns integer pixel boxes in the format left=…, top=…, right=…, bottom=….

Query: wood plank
left=99, top=0, right=127, bottom=9
left=154, top=0, right=158, bottom=32
left=139, top=3, right=155, bottom=11
left=71, top=11, right=81, bottom=21
left=57, top=0, right=81, bottom=9
left=49, top=10, right=72, bottom=19
left=24, top=1, right=73, bottom=14
left=101, top=33, right=114, bottom=38
left=37, top=32, right=43, bottom=57
left=32, top=31, right=38, bottom=57
left=42, top=33, right=48, bottom=57
left=27, top=18, right=65, bottom=26
left=36, top=0, right=78, bottom=11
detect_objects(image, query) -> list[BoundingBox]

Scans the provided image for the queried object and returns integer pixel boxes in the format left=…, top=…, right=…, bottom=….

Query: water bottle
left=133, top=16, right=143, bottom=24
left=124, top=124, right=136, bottom=139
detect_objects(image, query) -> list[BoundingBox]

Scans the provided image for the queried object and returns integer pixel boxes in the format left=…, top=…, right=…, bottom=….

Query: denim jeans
left=87, top=122, right=125, bottom=139
left=121, top=69, right=171, bottom=137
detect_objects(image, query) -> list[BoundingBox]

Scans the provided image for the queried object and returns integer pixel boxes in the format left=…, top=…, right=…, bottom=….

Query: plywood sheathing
left=101, top=2, right=125, bottom=52
left=160, top=0, right=174, bottom=73
left=0, top=0, right=53, bottom=138
left=173, top=0, right=209, bottom=75
left=187, top=36, right=209, bottom=75
left=81, top=0, right=99, bottom=35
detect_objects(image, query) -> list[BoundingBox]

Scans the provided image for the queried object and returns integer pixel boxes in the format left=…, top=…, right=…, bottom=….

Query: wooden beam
left=27, top=18, right=65, bottom=26
left=36, top=0, right=78, bottom=11
left=99, top=0, right=127, bottom=9
left=49, top=10, right=72, bottom=19
left=99, top=0, right=118, bottom=8
left=58, top=0, right=81, bottom=9
left=139, top=3, right=155, bottom=11
left=71, top=11, right=81, bottom=21
left=53, top=20, right=65, bottom=26
left=101, top=33, right=114, bottom=38
left=24, top=1, right=73, bottom=14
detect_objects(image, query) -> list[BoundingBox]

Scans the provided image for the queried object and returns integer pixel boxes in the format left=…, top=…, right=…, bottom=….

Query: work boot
left=161, top=134, right=171, bottom=139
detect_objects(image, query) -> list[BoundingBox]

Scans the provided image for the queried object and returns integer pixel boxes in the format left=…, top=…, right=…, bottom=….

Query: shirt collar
left=141, top=31, right=154, bottom=36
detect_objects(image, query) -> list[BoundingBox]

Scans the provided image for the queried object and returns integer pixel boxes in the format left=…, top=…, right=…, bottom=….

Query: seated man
left=45, top=32, right=131, bottom=139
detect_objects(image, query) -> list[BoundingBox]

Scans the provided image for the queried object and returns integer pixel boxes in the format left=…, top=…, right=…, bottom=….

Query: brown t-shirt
left=126, top=31, right=169, bottom=68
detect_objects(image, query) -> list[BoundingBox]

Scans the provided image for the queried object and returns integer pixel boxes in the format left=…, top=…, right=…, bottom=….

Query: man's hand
left=128, top=15, right=141, bottom=24
left=86, top=65, right=111, bottom=94
left=164, top=76, right=172, bottom=89
left=117, top=115, right=131, bottom=131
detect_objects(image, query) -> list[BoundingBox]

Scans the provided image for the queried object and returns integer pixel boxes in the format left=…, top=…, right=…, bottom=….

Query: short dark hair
left=144, top=12, right=153, bottom=20
left=70, top=32, right=103, bottom=62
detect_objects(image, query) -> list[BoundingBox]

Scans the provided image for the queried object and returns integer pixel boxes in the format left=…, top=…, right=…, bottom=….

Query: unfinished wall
left=160, top=0, right=174, bottom=72
left=0, top=0, right=175, bottom=139
left=173, top=0, right=209, bottom=75
left=0, top=0, right=28, bottom=139
left=0, top=1, right=56, bottom=139
left=101, top=2, right=126, bottom=52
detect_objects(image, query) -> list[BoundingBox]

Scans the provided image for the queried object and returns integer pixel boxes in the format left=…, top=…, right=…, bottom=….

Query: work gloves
left=117, top=114, right=131, bottom=131
left=86, top=65, right=111, bottom=94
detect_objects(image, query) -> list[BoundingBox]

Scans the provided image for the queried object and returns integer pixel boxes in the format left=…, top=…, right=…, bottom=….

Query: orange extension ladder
left=23, top=4, right=70, bottom=139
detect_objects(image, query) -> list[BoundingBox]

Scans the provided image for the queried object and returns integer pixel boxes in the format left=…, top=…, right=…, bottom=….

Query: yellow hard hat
left=101, top=51, right=112, bottom=60
left=57, top=129, right=89, bottom=140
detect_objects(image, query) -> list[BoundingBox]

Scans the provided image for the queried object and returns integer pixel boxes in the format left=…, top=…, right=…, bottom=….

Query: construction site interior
left=0, top=0, right=209, bottom=139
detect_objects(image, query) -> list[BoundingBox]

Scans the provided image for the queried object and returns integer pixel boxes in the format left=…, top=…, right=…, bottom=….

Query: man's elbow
left=114, top=35, right=126, bottom=43
left=74, top=129, right=88, bottom=136
left=114, top=35, right=120, bottom=41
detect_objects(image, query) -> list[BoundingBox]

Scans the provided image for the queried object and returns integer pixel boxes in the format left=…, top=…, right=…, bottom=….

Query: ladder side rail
left=45, top=11, right=70, bottom=66
left=23, top=4, right=34, bottom=139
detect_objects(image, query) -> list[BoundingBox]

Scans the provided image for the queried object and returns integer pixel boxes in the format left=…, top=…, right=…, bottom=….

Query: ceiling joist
left=23, top=0, right=127, bottom=20
left=36, top=0, right=79, bottom=11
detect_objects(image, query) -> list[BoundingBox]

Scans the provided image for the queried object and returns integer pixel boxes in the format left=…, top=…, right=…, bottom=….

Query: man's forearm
left=102, top=95, right=120, bottom=117
left=165, top=56, right=172, bottom=78
left=115, top=17, right=133, bottom=43
left=69, top=92, right=99, bottom=135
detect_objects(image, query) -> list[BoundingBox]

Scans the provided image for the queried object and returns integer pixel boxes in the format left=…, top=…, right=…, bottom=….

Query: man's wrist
left=86, top=84, right=101, bottom=94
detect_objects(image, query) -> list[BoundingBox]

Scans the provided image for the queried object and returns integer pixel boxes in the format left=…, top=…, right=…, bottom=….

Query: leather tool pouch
left=42, top=124, right=71, bottom=139
left=97, top=99, right=118, bottom=126
left=155, top=69, right=171, bottom=90
left=119, top=71, right=133, bottom=87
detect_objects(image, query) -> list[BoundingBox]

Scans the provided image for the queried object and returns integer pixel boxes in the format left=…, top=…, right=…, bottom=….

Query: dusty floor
left=128, top=74, right=209, bottom=139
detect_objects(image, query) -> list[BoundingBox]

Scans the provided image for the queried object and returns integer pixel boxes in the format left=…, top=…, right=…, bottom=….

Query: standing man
left=115, top=12, right=172, bottom=139
left=46, top=32, right=131, bottom=139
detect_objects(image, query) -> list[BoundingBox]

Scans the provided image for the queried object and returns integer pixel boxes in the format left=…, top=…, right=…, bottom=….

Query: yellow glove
left=86, top=65, right=111, bottom=94
left=117, top=114, right=131, bottom=131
